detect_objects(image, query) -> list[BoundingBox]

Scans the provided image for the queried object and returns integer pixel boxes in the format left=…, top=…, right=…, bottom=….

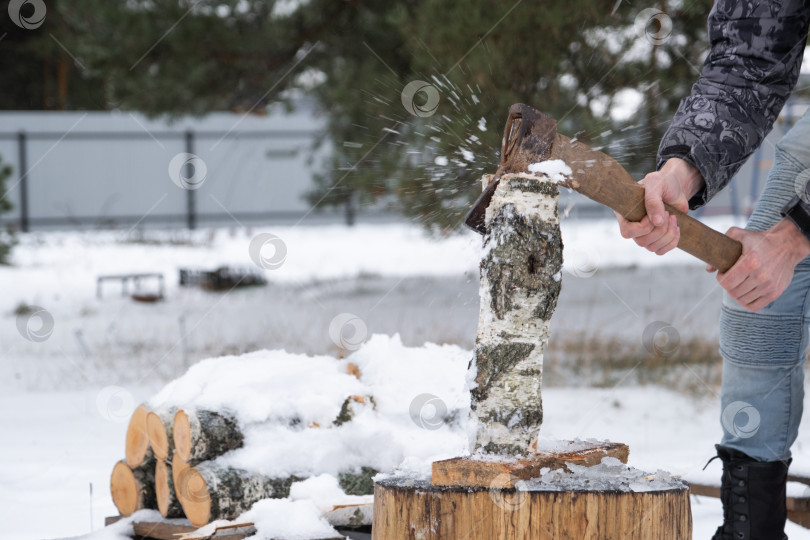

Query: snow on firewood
left=212, top=336, right=470, bottom=478
left=138, top=334, right=470, bottom=528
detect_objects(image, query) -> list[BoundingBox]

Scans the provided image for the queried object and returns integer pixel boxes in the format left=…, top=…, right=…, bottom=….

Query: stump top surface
left=376, top=473, right=690, bottom=495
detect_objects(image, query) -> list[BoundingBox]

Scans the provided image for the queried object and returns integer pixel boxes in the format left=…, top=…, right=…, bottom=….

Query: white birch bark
left=469, top=173, right=562, bottom=455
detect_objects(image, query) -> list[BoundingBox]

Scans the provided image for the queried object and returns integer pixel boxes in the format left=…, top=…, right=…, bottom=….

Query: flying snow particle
left=435, top=156, right=449, bottom=166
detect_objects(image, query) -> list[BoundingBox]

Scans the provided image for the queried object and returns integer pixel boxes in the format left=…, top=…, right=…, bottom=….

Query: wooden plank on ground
left=431, top=441, right=629, bottom=488
left=689, top=482, right=810, bottom=529
left=104, top=515, right=251, bottom=540
left=104, top=515, right=350, bottom=540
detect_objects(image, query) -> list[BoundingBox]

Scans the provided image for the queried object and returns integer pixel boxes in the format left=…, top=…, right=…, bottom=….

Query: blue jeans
left=720, top=109, right=810, bottom=462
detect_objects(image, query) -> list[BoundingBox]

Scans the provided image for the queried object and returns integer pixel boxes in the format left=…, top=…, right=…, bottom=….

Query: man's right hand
left=615, top=157, right=705, bottom=256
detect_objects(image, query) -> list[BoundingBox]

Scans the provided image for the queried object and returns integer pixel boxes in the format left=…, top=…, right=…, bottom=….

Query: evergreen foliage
left=0, top=0, right=726, bottom=231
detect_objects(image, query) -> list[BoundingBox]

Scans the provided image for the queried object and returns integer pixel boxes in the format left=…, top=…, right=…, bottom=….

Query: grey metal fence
left=0, top=109, right=384, bottom=232
left=0, top=101, right=806, bottom=232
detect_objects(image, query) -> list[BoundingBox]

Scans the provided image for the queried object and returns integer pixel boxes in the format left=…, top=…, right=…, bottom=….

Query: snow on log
left=155, top=459, right=184, bottom=518
left=147, top=350, right=367, bottom=428
left=470, top=173, right=562, bottom=455
left=110, top=459, right=157, bottom=516
left=125, top=404, right=153, bottom=468
left=176, top=461, right=297, bottom=527
left=173, top=408, right=244, bottom=463
left=146, top=408, right=176, bottom=461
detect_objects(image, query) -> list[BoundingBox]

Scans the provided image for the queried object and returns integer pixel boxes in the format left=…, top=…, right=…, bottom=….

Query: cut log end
left=155, top=460, right=185, bottom=518
left=110, top=460, right=155, bottom=516
left=173, top=409, right=192, bottom=462
left=125, top=405, right=151, bottom=467
left=175, top=467, right=212, bottom=527
left=110, top=461, right=139, bottom=516
left=172, top=450, right=189, bottom=490
left=155, top=460, right=169, bottom=516
left=146, top=411, right=171, bottom=461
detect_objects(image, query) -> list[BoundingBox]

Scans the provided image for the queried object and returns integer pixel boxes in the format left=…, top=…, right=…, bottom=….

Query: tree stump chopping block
left=372, top=476, right=692, bottom=540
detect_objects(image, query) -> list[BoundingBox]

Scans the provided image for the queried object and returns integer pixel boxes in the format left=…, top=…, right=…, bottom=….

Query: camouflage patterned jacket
left=657, top=0, right=810, bottom=228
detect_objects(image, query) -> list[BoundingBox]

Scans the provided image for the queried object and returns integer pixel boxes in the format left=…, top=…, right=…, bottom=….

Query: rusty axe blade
left=464, top=103, right=742, bottom=273
left=464, top=105, right=557, bottom=234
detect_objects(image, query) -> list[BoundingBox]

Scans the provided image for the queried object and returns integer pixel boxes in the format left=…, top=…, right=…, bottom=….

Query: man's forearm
left=660, top=158, right=705, bottom=202
left=657, top=0, right=810, bottom=209
left=768, top=218, right=810, bottom=266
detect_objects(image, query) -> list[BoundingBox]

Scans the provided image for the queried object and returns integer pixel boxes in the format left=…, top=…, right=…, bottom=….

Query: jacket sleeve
left=657, top=0, right=810, bottom=209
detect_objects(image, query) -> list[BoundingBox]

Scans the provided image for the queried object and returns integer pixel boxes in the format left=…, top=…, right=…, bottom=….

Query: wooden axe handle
left=550, top=134, right=742, bottom=273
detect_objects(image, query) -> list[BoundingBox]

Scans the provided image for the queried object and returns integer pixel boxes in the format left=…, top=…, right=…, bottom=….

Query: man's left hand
left=707, top=219, right=810, bottom=312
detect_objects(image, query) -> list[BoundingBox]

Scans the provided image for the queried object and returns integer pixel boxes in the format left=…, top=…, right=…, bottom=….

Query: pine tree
left=0, top=0, right=719, bottom=231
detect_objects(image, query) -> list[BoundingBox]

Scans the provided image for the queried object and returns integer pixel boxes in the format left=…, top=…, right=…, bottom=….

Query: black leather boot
left=710, top=444, right=790, bottom=540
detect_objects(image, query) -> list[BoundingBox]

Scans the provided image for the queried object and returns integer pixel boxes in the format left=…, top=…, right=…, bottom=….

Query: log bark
left=173, top=408, right=244, bottom=463
left=469, top=173, right=562, bottom=455
left=373, top=476, right=692, bottom=539
left=155, top=459, right=184, bottom=518
left=333, top=395, right=375, bottom=426
left=146, top=408, right=176, bottom=461
left=110, top=458, right=157, bottom=516
left=176, top=461, right=297, bottom=527
left=125, top=404, right=154, bottom=468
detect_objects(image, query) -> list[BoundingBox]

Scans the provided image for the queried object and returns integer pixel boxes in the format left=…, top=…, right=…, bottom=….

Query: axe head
left=464, top=104, right=557, bottom=234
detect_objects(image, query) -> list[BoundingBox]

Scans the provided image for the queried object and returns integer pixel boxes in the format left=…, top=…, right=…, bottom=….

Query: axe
left=465, top=103, right=742, bottom=273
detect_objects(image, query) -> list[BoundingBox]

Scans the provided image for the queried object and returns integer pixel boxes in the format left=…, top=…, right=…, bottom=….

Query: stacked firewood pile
left=108, top=337, right=471, bottom=530
left=110, top=375, right=378, bottom=527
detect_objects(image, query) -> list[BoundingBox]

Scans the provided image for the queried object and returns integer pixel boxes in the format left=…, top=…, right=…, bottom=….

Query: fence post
left=185, top=130, right=196, bottom=230
left=18, top=131, right=29, bottom=232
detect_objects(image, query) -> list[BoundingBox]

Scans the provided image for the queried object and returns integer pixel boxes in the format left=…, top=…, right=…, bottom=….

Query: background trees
left=0, top=0, right=734, bottom=231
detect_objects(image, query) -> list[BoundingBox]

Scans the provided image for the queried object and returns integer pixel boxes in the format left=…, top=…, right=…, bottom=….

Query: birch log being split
left=470, top=173, right=562, bottom=455
left=173, top=409, right=244, bottom=463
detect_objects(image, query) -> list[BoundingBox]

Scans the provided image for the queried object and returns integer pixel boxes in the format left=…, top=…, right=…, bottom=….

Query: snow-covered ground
left=4, top=219, right=810, bottom=539
left=6, top=381, right=810, bottom=539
